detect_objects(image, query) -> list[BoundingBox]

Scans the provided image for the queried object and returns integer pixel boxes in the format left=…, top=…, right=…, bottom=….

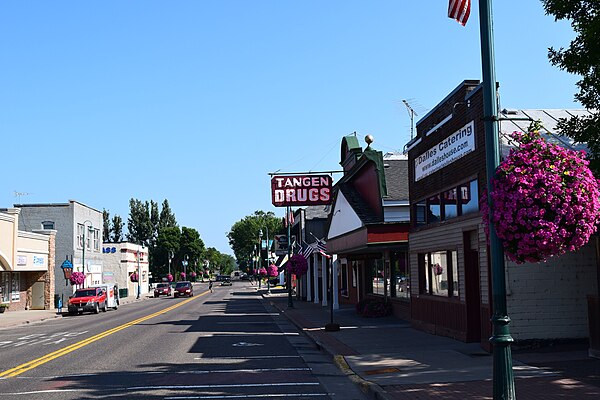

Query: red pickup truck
left=68, top=287, right=108, bottom=315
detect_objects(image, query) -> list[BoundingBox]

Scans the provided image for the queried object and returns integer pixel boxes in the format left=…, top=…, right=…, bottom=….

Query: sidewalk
left=0, top=294, right=151, bottom=330
left=262, top=287, right=600, bottom=400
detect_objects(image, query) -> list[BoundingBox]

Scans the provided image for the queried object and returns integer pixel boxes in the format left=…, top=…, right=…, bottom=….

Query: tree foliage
left=543, top=0, right=600, bottom=171
left=127, top=199, right=153, bottom=244
left=159, top=199, right=177, bottom=231
left=227, top=210, right=283, bottom=269
left=102, top=209, right=110, bottom=242
left=111, top=215, right=124, bottom=242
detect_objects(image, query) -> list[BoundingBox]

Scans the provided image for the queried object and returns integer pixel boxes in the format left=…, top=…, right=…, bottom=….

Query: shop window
left=11, top=272, right=20, bottom=301
left=391, top=252, right=410, bottom=300
left=420, top=251, right=458, bottom=298
left=1, top=272, right=9, bottom=303
left=426, top=195, right=441, bottom=223
left=77, top=224, right=84, bottom=248
left=352, top=262, right=358, bottom=287
left=340, top=263, right=349, bottom=297
left=370, top=259, right=384, bottom=295
left=93, top=229, right=100, bottom=251
left=443, top=188, right=458, bottom=220
left=460, top=180, right=479, bottom=215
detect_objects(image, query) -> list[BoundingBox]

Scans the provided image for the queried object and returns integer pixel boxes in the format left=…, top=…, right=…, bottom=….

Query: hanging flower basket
left=180, top=272, right=186, bottom=280
left=166, top=273, right=174, bottom=282
left=288, top=254, right=308, bottom=277
left=258, top=267, right=267, bottom=276
left=267, top=264, right=279, bottom=277
left=69, top=271, right=86, bottom=286
left=190, top=271, right=197, bottom=278
left=482, top=130, right=600, bottom=264
left=130, top=272, right=139, bottom=283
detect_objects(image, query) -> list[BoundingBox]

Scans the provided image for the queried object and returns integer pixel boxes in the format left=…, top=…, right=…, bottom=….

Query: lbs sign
left=271, top=175, right=332, bottom=207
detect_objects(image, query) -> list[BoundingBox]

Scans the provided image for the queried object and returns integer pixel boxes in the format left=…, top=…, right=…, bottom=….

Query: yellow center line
left=0, top=291, right=208, bottom=378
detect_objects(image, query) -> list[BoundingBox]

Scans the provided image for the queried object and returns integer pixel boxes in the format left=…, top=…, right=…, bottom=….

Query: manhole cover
left=364, top=367, right=401, bottom=375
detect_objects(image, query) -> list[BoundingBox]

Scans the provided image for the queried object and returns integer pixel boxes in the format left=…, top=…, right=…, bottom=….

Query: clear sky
left=1, top=1, right=579, bottom=255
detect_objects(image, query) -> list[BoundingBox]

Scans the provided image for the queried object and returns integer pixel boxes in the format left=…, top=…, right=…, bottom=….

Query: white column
left=332, top=256, right=339, bottom=310
left=313, top=254, right=320, bottom=304
left=321, top=255, right=328, bottom=307
left=306, top=255, right=313, bottom=302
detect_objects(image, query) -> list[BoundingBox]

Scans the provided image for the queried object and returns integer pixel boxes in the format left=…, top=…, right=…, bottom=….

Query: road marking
left=166, top=394, right=329, bottom=399
left=196, top=355, right=301, bottom=360
left=0, top=293, right=205, bottom=378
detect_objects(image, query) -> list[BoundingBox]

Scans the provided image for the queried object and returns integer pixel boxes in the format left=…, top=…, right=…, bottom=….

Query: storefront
left=326, top=135, right=411, bottom=319
left=0, top=208, right=55, bottom=311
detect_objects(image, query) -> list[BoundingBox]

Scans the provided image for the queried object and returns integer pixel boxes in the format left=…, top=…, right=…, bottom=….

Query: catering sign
left=271, top=175, right=332, bottom=207
left=414, top=121, right=475, bottom=181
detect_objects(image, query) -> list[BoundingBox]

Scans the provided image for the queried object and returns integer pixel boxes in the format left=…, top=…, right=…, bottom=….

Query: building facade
left=16, top=200, right=103, bottom=303
left=0, top=208, right=55, bottom=311
left=102, top=242, right=150, bottom=298
left=406, top=80, right=599, bottom=346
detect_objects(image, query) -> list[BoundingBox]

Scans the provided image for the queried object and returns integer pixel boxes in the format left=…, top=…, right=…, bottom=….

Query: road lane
left=0, top=282, right=367, bottom=399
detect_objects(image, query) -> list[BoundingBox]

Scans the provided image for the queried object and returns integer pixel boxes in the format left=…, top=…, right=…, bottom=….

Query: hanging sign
left=271, top=175, right=332, bottom=207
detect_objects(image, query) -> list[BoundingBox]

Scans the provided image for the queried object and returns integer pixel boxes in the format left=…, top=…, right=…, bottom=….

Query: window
left=77, top=224, right=84, bottom=248
left=11, top=273, right=20, bottom=301
left=370, top=259, right=384, bottom=296
left=391, top=252, right=410, bottom=300
left=1, top=272, right=9, bottom=303
left=41, top=221, right=55, bottom=230
left=460, top=180, right=479, bottom=215
left=426, top=195, right=441, bottom=223
left=340, top=263, right=349, bottom=297
left=93, top=229, right=100, bottom=251
left=443, top=188, right=458, bottom=220
left=414, top=179, right=479, bottom=228
left=420, top=250, right=458, bottom=298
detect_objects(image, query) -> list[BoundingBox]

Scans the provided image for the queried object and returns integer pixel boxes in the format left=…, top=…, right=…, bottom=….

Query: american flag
left=448, top=0, right=471, bottom=26
left=300, top=241, right=314, bottom=259
left=282, top=209, right=295, bottom=227
left=316, top=240, right=331, bottom=259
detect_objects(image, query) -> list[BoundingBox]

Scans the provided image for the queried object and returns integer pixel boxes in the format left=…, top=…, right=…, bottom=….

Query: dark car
left=220, top=277, right=232, bottom=286
left=154, top=283, right=172, bottom=297
left=174, top=281, right=193, bottom=297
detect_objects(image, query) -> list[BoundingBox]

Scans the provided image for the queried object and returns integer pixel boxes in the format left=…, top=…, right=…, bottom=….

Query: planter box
left=588, top=295, right=600, bottom=359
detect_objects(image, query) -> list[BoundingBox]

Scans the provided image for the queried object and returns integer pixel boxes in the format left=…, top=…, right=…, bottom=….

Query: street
left=0, top=282, right=367, bottom=400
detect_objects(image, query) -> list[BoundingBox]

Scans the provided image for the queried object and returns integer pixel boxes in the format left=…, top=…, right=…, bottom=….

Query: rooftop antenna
left=14, top=191, right=32, bottom=204
left=402, top=100, right=418, bottom=140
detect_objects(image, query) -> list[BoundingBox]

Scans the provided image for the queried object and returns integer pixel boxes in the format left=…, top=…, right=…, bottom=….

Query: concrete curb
left=266, top=296, right=393, bottom=400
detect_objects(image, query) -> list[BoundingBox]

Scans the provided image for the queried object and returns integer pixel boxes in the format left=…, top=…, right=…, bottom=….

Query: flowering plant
left=130, top=272, right=139, bottom=282
left=482, top=130, right=600, bottom=264
left=288, top=254, right=308, bottom=277
left=166, top=273, right=173, bottom=282
left=69, top=271, right=86, bottom=286
left=267, top=264, right=279, bottom=277
left=258, top=267, right=267, bottom=276
left=190, top=271, right=197, bottom=278
left=180, top=272, right=186, bottom=280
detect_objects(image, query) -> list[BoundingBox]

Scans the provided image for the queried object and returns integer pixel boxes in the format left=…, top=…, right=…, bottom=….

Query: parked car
left=221, top=277, right=232, bottom=286
left=154, top=283, right=172, bottom=297
left=68, top=287, right=108, bottom=315
left=174, top=281, right=194, bottom=297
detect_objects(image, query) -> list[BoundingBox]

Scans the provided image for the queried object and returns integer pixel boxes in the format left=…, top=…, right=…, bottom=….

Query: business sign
left=274, top=235, right=296, bottom=255
left=414, top=121, right=475, bottom=181
left=271, top=175, right=332, bottom=207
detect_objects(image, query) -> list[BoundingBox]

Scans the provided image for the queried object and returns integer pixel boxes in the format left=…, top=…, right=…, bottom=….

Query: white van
left=91, top=284, right=119, bottom=310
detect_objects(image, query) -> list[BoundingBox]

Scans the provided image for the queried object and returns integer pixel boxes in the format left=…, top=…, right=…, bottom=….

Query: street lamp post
left=168, top=250, right=174, bottom=278
left=137, top=242, right=145, bottom=299
left=81, top=220, right=93, bottom=286
left=258, top=230, right=263, bottom=289
left=262, top=225, right=271, bottom=295
left=183, top=255, right=189, bottom=278
left=286, top=206, right=293, bottom=308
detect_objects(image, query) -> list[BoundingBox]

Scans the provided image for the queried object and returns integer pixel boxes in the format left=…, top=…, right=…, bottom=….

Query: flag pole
left=287, top=206, right=294, bottom=308
left=478, top=0, right=516, bottom=398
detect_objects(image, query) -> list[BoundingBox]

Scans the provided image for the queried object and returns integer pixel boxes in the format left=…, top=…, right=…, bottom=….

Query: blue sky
left=1, top=1, right=579, bottom=255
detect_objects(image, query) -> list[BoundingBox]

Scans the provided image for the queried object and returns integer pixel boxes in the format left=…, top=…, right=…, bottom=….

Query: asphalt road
left=0, top=281, right=367, bottom=400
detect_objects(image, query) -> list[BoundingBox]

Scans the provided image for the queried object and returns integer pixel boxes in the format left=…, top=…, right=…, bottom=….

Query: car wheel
left=94, top=303, right=99, bottom=314
left=113, top=304, right=119, bottom=310
left=102, top=302, right=107, bottom=312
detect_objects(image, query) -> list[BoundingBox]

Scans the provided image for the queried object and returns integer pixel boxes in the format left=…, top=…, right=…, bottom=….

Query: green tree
left=227, top=210, right=283, bottom=271
left=179, top=227, right=205, bottom=276
left=150, top=200, right=160, bottom=245
left=103, top=209, right=110, bottom=242
left=127, top=198, right=153, bottom=244
left=159, top=199, right=177, bottom=231
left=543, top=0, right=600, bottom=171
left=154, top=226, right=181, bottom=278
left=220, top=254, right=237, bottom=276
left=111, top=215, right=124, bottom=242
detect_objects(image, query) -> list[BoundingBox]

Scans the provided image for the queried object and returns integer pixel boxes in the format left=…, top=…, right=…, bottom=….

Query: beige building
left=102, top=242, right=150, bottom=298
left=0, top=208, right=56, bottom=311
